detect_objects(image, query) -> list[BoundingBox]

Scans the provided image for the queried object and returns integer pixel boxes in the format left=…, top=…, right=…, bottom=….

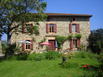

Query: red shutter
left=77, top=39, right=80, bottom=48
left=76, top=24, right=80, bottom=33
left=22, top=23, right=25, bottom=33
left=46, top=24, right=49, bottom=33
left=69, top=24, right=72, bottom=33
left=54, top=24, right=57, bottom=33
left=22, top=43, right=25, bottom=51
left=70, top=39, right=73, bottom=49
left=30, top=40, right=33, bottom=50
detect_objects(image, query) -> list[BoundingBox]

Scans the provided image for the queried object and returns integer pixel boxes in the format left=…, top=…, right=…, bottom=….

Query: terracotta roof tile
left=45, top=13, right=92, bottom=17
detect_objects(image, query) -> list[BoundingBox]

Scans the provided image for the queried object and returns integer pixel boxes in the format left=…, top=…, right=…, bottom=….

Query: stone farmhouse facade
left=11, top=13, right=92, bottom=53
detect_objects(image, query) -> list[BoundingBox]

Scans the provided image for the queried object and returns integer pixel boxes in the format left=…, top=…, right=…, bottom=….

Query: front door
left=48, top=40, right=55, bottom=50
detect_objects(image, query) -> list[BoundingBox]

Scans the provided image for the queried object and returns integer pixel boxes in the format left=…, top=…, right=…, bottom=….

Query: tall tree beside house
left=88, top=29, right=103, bottom=54
left=0, top=0, right=47, bottom=56
left=0, top=0, right=47, bottom=44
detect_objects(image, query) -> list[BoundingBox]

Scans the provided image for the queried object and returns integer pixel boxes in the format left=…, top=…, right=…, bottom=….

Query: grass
left=0, top=59, right=71, bottom=77
left=0, top=51, right=99, bottom=77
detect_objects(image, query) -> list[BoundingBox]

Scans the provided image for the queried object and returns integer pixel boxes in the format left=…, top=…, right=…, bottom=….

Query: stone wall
left=11, top=16, right=91, bottom=52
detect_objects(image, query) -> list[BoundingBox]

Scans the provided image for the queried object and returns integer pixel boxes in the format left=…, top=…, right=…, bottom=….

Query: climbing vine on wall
left=55, top=34, right=82, bottom=49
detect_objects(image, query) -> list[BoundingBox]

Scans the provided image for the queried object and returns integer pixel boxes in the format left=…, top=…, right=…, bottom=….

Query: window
left=72, top=18, right=76, bottom=21
left=73, top=39, right=77, bottom=48
left=69, top=24, right=80, bottom=33
left=70, top=39, right=80, bottom=49
left=22, top=24, right=33, bottom=33
left=72, top=24, right=76, bottom=32
left=49, top=24, right=55, bottom=32
left=25, top=40, right=31, bottom=49
left=46, top=24, right=57, bottom=33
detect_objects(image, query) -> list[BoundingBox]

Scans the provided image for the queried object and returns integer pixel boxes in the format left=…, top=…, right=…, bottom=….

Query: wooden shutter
left=76, top=24, right=80, bottom=33
left=54, top=24, right=57, bottom=33
left=69, top=24, right=72, bottom=33
left=46, top=24, right=49, bottom=33
left=30, top=40, right=33, bottom=50
left=77, top=39, right=80, bottom=48
left=22, top=43, right=25, bottom=51
left=70, top=39, right=73, bottom=49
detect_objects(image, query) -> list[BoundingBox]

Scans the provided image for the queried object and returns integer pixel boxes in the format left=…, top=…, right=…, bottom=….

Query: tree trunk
left=7, top=33, right=11, bottom=45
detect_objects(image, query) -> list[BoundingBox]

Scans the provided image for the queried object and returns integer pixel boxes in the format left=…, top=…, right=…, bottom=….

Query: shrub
left=27, top=53, right=45, bottom=61
left=73, top=51, right=97, bottom=59
left=82, top=71, right=97, bottom=77
left=16, top=52, right=28, bottom=60
left=45, top=51, right=60, bottom=60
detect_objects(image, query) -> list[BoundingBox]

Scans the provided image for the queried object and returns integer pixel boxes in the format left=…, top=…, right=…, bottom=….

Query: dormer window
left=72, top=18, right=76, bottom=21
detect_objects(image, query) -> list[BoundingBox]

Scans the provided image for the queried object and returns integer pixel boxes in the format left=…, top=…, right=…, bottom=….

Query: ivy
left=74, top=34, right=82, bottom=39
left=55, top=34, right=82, bottom=49
left=33, top=26, right=39, bottom=35
left=56, top=36, right=68, bottom=49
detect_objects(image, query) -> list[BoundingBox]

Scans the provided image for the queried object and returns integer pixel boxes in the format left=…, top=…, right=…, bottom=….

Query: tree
left=88, top=29, right=103, bottom=54
left=0, top=26, right=2, bottom=40
left=0, top=0, right=47, bottom=44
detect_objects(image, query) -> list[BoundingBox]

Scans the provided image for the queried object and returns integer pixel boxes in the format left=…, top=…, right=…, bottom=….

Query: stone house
left=11, top=13, right=92, bottom=53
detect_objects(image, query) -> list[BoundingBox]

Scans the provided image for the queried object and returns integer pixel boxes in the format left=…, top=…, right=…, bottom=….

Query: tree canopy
left=88, top=29, right=103, bottom=54
left=0, top=0, right=47, bottom=43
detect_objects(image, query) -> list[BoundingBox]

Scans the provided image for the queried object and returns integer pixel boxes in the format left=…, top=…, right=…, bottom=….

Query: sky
left=1, top=0, right=103, bottom=41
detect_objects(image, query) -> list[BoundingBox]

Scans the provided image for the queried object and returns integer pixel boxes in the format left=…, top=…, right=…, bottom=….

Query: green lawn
left=0, top=51, right=99, bottom=77
left=0, top=58, right=99, bottom=77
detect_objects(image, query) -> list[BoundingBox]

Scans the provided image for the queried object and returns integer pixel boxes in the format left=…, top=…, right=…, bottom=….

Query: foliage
left=33, top=25, right=39, bottom=35
left=56, top=36, right=68, bottom=49
left=1, top=41, right=8, bottom=54
left=0, top=51, right=101, bottom=77
left=61, top=51, right=99, bottom=68
left=16, top=52, right=28, bottom=60
left=0, top=26, right=3, bottom=40
left=88, top=29, right=103, bottom=53
left=74, top=34, right=82, bottom=39
left=27, top=53, right=45, bottom=61
left=5, top=43, right=17, bottom=57
left=67, top=34, right=73, bottom=39
left=45, top=51, right=60, bottom=60
left=73, top=51, right=96, bottom=59
left=0, top=0, right=47, bottom=44
left=14, top=13, right=47, bottom=22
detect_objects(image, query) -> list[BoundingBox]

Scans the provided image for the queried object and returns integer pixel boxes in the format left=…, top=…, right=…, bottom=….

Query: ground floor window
left=48, top=40, right=56, bottom=50
left=22, top=40, right=33, bottom=51
left=70, top=39, right=80, bottom=49
left=25, top=40, right=31, bottom=49
left=73, top=39, right=78, bottom=48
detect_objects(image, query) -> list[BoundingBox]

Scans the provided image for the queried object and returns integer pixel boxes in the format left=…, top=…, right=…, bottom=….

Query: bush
left=27, top=53, right=45, bottom=61
left=16, top=52, right=28, bottom=60
left=45, top=51, right=60, bottom=60
left=73, top=51, right=97, bottom=59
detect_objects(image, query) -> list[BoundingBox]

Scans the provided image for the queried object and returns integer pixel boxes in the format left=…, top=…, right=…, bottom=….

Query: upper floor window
left=72, top=24, right=76, bottom=32
left=69, top=24, right=80, bottom=33
left=22, top=23, right=33, bottom=33
left=46, top=24, right=57, bottom=33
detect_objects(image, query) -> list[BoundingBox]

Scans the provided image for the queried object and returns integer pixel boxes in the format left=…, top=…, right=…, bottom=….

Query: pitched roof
left=45, top=13, right=92, bottom=17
